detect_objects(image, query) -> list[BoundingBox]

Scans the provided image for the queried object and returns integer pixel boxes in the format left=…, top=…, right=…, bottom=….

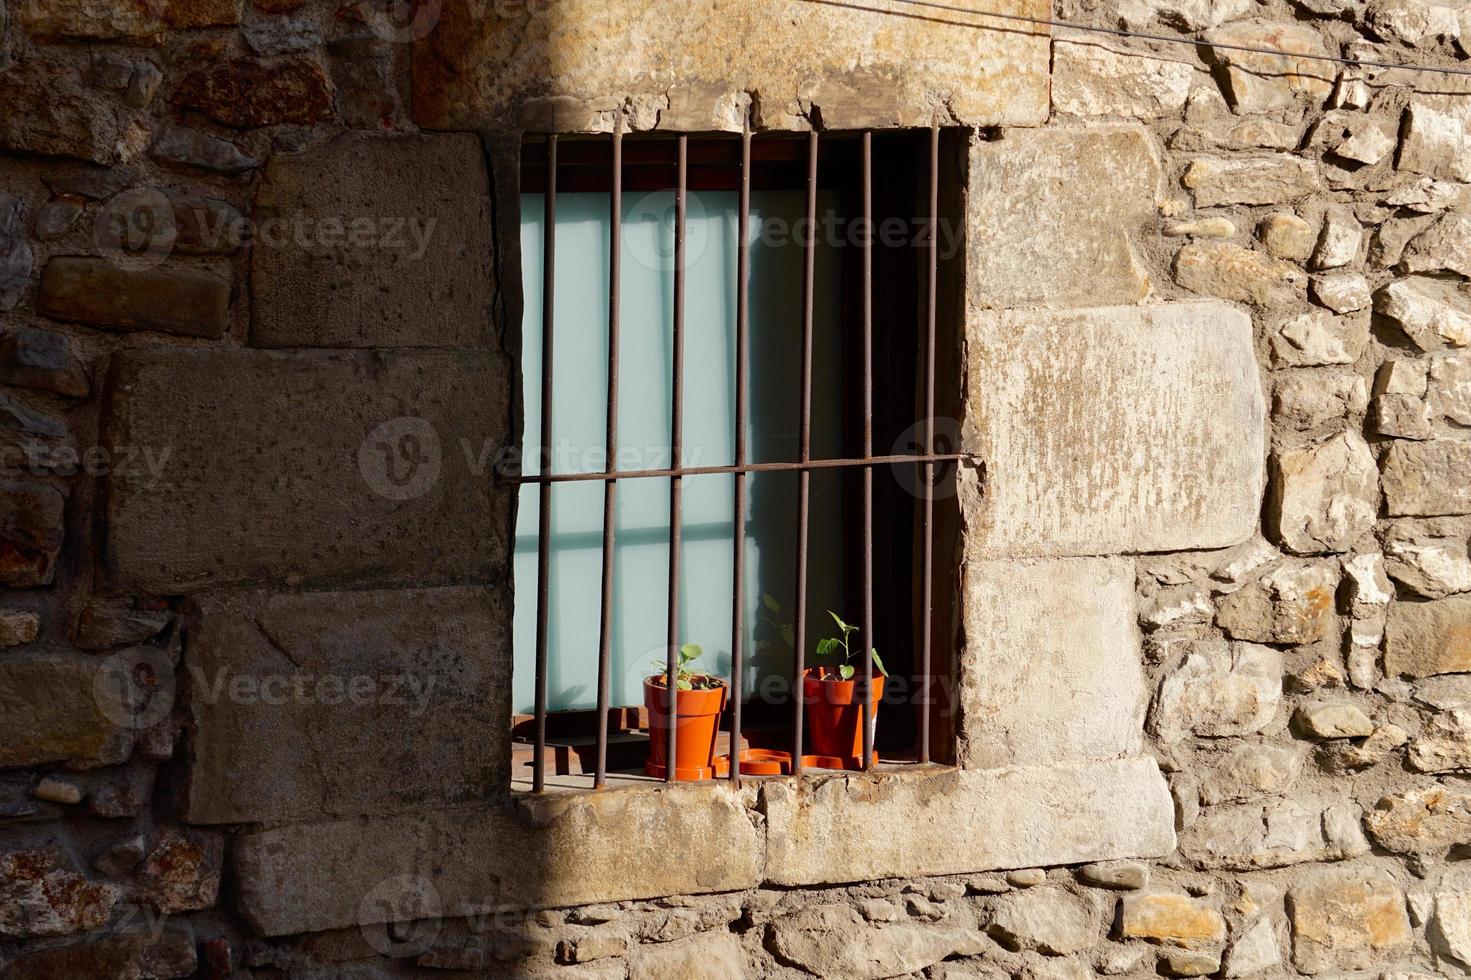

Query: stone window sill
left=232, top=757, right=1174, bottom=937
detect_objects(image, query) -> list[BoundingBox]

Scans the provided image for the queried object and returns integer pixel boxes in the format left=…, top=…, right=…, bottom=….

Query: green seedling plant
left=650, top=643, right=722, bottom=691
left=759, top=595, right=887, bottom=681
left=817, top=610, right=888, bottom=680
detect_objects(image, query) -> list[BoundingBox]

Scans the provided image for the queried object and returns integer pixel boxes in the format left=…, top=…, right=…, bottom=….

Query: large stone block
left=411, top=0, right=1049, bottom=131
left=763, top=758, right=1175, bottom=887
left=960, top=558, right=1145, bottom=768
left=0, top=658, right=129, bottom=769
left=102, top=349, right=511, bottom=594
left=183, top=587, right=511, bottom=824
left=251, top=133, right=495, bottom=348
left=1385, top=595, right=1471, bottom=678
left=234, top=785, right=765, bottom=936
left=38, top=258, right=230, bottom=339
left=1383, top=439, right=1471, bottom=517
left=969, top=125, right=1160, bottom=308
left=965, top=302, right=1265, bottom=558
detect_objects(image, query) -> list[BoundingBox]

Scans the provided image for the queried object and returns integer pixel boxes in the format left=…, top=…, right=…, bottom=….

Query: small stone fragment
left=1160, top=949, right=1221, bottom=977
left=126, top=62, right=162, bottom=109
left=1294, top=701, right=1375, bottom=739
left=1153, top=640, right=1282, bottom=742
left=1008, top=869, right=1047, bottom=888
left=1270, top=310, right=1367, bottom=366
left=1376, top=277, right=1471, bottom=351
left=1310, top=270, right=1370, bottom=313
left=1375, top=392, right=1433, bottom=439
left=1320, top=722, right=1407, bottom=771
left=1119, top=893, right=1226, bottom=945
left=1183, top=156, right=1320, bottom=208
left=0, top=848, right=121, bottom=937
left=1382, top=440, right=1471, bottom=517
left=34, top=198, right=83, bottom=241
left=1078, top=862, right=1149, bottom=890
left=38, top=258, right=230, bottom=339
left=0, top=327, right=89, bottom=398
left=1216, top=561, right=1336, bottom=644
left=1287, top=869, right=1412, bottom=972
left=74, top=603, right=172, bottom=651
left=1402, top=210, right=1471, bottom=278
left=1268, top=431, right=1378, bottom=554
left=1259, top=213, right=1314, bottom=261
left=0, top=610, right=39, bottom=648
left=1174, top=242, right=1305, bottom=306
left=32, top=777, right=82, bottom=804
left=1386, top=595, right=1471, bottom=678
left=1165, top=217, right=1236, bottom=237
left=1409, top=707, right=1471, bottom=772
left=150, top=126, right=261, bottom=174
left=138, top=829, right=222, bottom=913
left=1382, top=518, right=1471, bottom=598
left=1199, top=743, right=1304, bottom=804
left=1430, top=353, right=1471, bottom=424
left=1365, top=785, right=1471, bottom=855
left=92, top=835, right=146, bottom=877
left=1273, top=370, right=1365, bottom=431
left=1312, top=207, right=1362, bottom=270
left=173, top=58, right=333, bottom=128
left=988, top=887, right=1098, bottom=955
left=1221, top=917, right=1280, bottom=977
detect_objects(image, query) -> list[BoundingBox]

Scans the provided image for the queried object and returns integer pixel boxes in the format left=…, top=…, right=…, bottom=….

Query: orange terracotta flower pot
left=802, top=667, right=884, bottom=763
left=644, top=676, right=727, bottom=781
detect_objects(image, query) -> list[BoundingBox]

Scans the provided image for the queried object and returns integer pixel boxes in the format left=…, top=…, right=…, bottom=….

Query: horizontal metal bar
left=508, top=452, right=978, bottom=485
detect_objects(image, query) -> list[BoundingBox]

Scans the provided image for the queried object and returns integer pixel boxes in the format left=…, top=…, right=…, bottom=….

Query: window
left=511, top=126, right=967, bottom=791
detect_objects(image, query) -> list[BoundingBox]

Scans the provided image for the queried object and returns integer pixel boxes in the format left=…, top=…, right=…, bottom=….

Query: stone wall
left=1, top=0, right=1471, bottom=977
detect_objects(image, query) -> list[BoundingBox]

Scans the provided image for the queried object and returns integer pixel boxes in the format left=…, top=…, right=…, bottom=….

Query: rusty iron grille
left=515, top=124, right=963, bottom=792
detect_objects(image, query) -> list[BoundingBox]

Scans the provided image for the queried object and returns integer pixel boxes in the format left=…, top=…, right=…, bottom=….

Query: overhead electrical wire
left=818, top=0, right=1471, bottom=79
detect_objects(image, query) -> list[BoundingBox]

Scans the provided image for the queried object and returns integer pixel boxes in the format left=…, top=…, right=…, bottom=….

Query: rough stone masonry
left=1, top=0, right=1471, bottom=977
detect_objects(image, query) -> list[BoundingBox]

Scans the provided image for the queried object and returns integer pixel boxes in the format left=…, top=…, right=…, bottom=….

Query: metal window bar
left=523, top=127, right=958, bottom=791
left=594, top=115, right=623, bottom=788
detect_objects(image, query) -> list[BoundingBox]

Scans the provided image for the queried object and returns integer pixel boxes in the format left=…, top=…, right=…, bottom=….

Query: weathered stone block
left=173, top=58, right=332, bottom=127
left=0, top=658, right=131, bottom=769
left=411, top=0, right=1050, bottom=130
left=960, top=558, right=1144, bottom=768
left=966, top=302, right=1264, bottom=558
left=184, top=587, right=511, bottom=824
left=1201, top=20, right=1334, bottom=112
left=1376, top=277, right=1471, bottom=351
left=1366, top=786, right=1471, bottom=855
left=1268, top=432, right=1378, bottom=554
left=103, top=349, right=511, bottom=593
left=1410, top=707, right=1471, bottom=772
left=762, top=758, right=1176, bottom=888
left=988, top=887, right=1098, bottom=954
left=38, top=258, right=230, bottom=339
left=252, top=133, right=494, bottom=348
left=969, top=126, right=1159, bottom=308
left=1382, top=439, right=1471, bottom=517
left=235, top=786, right=765, bottom=936
left=1051, top=41, right=1197, bottom=120
left=0, top=848, right=121, bottom=938
left=769, top=905, right=982, bottom=979
left=0, top=327, right=89, bottom=398
left=0, top=60, right=119, bottom=163
left=1118, top=893, right=1225, bottom=945
left=0, top=482, right=65, bottom=587
left=1183, top=156, right=1319, bottom=208
left=1381, top=517, right=1471, bottom=598
left=1152, top=640, right=1282, bottom=743
left=1287, top=868, right=1412, bottom=973
left=1174, top=242, right=1306, bottom=307
left=1181, top=799, right=1367, bottom=871
left=1386, top=595, right=1471, bottom=678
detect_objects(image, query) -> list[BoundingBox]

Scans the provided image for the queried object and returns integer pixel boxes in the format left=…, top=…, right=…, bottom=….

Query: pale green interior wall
left=515, top=189, right=846, bottom=713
